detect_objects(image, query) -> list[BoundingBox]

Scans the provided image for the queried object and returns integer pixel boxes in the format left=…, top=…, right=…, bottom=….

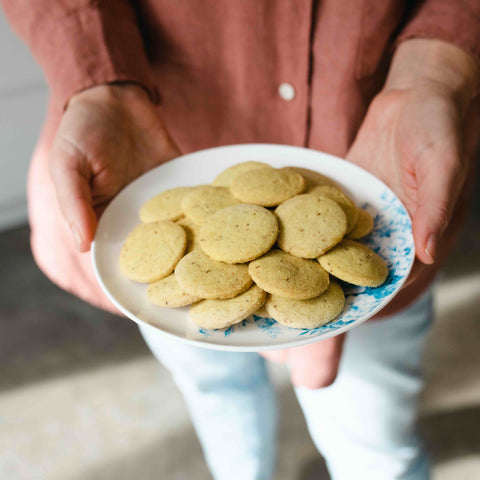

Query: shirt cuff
left=396, top=0, right=480, bottom=67
left=31, top=1, right=160, bottom=108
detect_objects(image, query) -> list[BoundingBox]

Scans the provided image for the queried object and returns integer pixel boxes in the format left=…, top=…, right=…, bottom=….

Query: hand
left=262, top=39, right=480, bottom=388
left=347, top=39, right=480, bottom=316
left=49, top=83, right=180, bottom=252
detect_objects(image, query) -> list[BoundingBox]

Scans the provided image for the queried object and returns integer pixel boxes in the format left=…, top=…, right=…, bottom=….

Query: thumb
left=413, top=144, right=464, bottom=265
left=289, top=334, right=346, bottom=389
left=49, top=146, right=97, bottom=252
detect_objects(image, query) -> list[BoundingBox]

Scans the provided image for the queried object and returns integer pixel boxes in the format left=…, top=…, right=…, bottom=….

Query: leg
left=295, top=292, right=433, bottom=480
left=139, top=325, right=277, bottom=480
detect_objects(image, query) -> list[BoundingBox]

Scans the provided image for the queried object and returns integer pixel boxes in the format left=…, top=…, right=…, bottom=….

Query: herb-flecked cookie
left=147, top=274, right=202, bottom=307
left=309, top=185, right=359, bottom=233
left=200, top=204, right=278, bottom=263
left=275, top=194, right=347, bottom=258
left=265, top=282, right=345, bottom=329
left=189, top=285, right=266, bottom=329
left=181, top=186, right=240, bottom=224
left=348, top=209, right=374, bottom=239
left=248, top=249, right=329, bottom=300
left=281, top=166, right=339, bottom=191
left=231, top=167, right=306, bottom=207
left=212, top=161, right=272, bottom=187
left=139, top=187, right=194, bottom=222
left=318, top=239, right=388, bottom=287
left=175, top=250, right=252, bottom=299
left=119, top=221, right=187, bottom=283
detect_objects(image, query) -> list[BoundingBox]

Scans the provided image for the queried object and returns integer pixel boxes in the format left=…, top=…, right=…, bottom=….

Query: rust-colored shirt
left=2, top=0, right=480, bottom=309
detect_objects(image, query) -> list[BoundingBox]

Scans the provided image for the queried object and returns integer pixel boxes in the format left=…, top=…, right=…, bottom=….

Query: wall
left=0, top=8, right=48, bottom=231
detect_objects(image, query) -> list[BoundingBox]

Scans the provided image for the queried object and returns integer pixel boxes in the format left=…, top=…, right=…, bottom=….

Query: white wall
left=0, top=8, right=48, bottom=231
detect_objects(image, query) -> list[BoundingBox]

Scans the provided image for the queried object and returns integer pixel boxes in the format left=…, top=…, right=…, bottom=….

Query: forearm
left=384, top=39, right=480, bottom=112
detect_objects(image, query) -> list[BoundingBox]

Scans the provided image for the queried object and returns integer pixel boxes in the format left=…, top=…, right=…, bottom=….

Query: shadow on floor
left=70, top=421, right=211, bottom=480
left=0, top=227, right=149, bottom=392
left=420, top=406, right=480, bottom=462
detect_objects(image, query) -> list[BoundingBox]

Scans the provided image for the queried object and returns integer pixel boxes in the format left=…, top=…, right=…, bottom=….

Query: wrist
left=384, top=39, right=480, bottom=111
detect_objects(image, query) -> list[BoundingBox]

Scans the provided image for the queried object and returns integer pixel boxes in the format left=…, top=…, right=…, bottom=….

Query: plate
left=92, top=144, right=414, bottom=352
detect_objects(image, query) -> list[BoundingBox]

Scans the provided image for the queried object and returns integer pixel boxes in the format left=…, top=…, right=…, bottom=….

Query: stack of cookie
left=119, top=161, right=388, bottom=330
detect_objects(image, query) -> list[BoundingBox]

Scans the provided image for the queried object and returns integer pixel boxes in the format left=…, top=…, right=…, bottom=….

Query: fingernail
left=72, top=226, right=83, bottom=250
left=425, top=234, right=436, bottom=263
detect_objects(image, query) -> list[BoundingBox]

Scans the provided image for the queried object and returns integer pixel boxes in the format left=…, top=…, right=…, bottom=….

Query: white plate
left=92, top=144, right=414, bottom=352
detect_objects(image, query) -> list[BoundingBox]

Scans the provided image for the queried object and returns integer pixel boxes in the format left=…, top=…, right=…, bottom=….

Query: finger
left=49, top=148, right=97, bottom=252
left=413, top=143, right=463, bottom=265
left=260, top=348, right=290, bottom=364
left=289, top=334, right=346, bottom=389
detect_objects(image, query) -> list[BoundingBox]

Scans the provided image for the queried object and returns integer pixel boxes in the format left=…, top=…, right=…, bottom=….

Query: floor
left=1, top=179, right=480, bottom=479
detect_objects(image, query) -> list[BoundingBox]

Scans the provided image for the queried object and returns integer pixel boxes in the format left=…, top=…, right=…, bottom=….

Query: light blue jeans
left=140, top=292, right=432, bottom=480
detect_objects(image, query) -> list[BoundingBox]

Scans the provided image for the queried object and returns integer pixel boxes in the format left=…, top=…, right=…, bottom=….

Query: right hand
left=49, top=83, right=180, bottom=252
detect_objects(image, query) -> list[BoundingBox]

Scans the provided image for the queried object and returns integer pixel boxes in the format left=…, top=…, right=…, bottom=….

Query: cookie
left=213, top=161, right=272, bottom=187
left=147, top=274, right=202, bottom=307
left=281, top=166, right=339, bottom=191
left=139, top=187, right=194, bottom=222
left=348, top=209, right=374, bottom=239
left=119, top=221, right=187, bottom=283
left=265, top=282, right=345, bottom=329
left=248, top=249, right=329, bottom=300
left=309, top=185, right=359, bottom=233
left=176, top=216, right=202, bottom=252
left=175, top=250, right=252, bottom=299
left=253, top=305, right=270, bottom=318
left=181, top=185, right=240, bottom=224
left=231, top=167, right=306, bottom=207
left=200, top=204, right=278, bottom=263
left=189, top=285, right=266, bottom=329
left=275, top=194, right=347, bottom=258
left=318, top=239, right=388, bottom=287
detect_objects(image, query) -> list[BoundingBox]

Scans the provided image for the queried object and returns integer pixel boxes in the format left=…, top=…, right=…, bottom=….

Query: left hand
left=262, top=39, right=480, bottom=389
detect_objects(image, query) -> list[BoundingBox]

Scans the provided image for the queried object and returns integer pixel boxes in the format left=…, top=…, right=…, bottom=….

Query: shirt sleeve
left=1, top=0, right=160, bottom=108
left=396, top=0, right=480, bottom=65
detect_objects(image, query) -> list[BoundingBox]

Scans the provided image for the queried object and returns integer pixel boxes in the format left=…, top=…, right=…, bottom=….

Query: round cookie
left=275, top=194, right=347, bottom=258
left=139, top=187, right=194, bottom=222
left=348, top=209, right=374, bottom=239
left=119, top=221, right=187, bottom=283
left=176, top=216, right=202, bottom=252
left=213, top=161, right=272, bottom=187
left=318, top=239, right=388, bottom=287
left=265, top=282, right=345, bottom=329
left=181, top=186, right=240, bottom=224
left=231, top=167, right=306, bottom=207
left=248, top=249, right=329, bottom=300
left=147, top=274, right=202, bottom=307
left=309, top=185, right=359, bottom=233
left=281, top=166, right=339, bottom=191
left=200, top=204, right=278, bottom=263
left=175, top=250, right=252, bottom=299
left=190, top=285, right=266, bottom=329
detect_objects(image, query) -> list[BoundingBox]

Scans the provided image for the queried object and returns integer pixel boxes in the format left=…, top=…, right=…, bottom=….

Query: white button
left=278, top=83, right=296, bottom=101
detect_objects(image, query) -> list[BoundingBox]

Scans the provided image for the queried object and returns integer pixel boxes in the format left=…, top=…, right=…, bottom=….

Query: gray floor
left=1, top=177, right=480, bottom=479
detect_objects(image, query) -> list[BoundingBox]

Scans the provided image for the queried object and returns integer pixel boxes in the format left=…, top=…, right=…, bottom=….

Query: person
left=3, top=1, right=480, bottom=479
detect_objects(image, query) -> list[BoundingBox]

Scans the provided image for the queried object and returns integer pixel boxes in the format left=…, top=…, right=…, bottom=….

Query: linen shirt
left=3, top=0, right=480, bottom=310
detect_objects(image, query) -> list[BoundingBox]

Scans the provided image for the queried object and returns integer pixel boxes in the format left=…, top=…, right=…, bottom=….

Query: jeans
left=139, top=292, right=432, bottom=480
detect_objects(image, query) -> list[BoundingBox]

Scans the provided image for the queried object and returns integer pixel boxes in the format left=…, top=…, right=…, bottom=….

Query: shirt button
left=278, top=83, right=296, bottom=101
